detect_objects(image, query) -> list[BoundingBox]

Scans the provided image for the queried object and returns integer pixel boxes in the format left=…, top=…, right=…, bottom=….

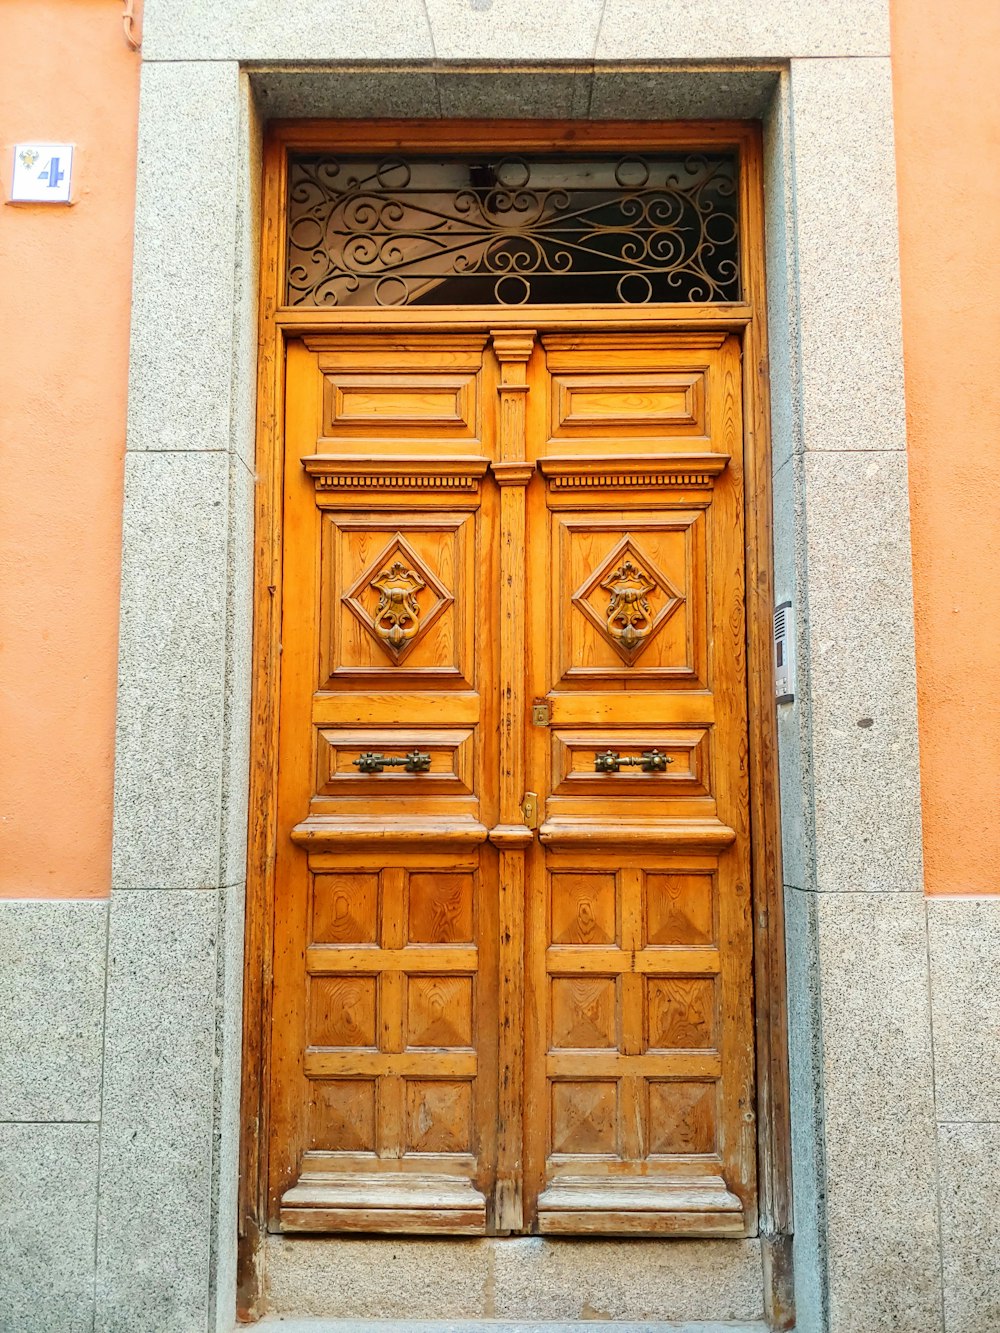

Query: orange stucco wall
left=0, top=2, right=138, bottom=898
left=891, top=0, right=1000, bottom=893
left=1, top=3, right=996, bottom=900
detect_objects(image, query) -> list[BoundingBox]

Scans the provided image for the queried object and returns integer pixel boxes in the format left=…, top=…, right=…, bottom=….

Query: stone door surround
left=105, top=10, right=936, bottom=1329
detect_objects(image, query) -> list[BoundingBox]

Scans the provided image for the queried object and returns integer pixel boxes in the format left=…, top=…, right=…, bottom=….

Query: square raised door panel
left=307, top=1080, right=377, bottom=1155
left=647, top=1081, right=717, bottom=1157
left=408, top=871, right=476, bottom=945
left=550, top=977, right=619, bottom=1051
left=405, top=1080, right=474, bottom=1155
left=645, top=871, right=716, bottom=947
left=312, top=872, right=379, bottom=946
left=406, top=976, right=475, bottom=1050
left=554, top=513, right=706, bottom=685
left=322, top=514, right=474, bottom=683
left=646, top=977, right=717, bottom=1051
left=308, top=975, right=378, bottom=1049
left=550, top=872, right=617, bottom=946
left=550, top=1081, right=619, bottom=1157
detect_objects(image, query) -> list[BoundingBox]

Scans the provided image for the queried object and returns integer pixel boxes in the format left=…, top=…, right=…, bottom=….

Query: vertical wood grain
left=490, top=329, right=536, bottom=1233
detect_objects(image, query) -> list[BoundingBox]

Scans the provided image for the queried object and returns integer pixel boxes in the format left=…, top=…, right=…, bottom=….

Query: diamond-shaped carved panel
left=572, top=534, right=684, bottom=666
left=342, top=533, right=453, bottom=664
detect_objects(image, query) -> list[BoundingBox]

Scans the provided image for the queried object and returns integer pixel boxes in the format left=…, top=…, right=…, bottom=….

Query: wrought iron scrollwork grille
left=285, top=153, right=741, bottom=307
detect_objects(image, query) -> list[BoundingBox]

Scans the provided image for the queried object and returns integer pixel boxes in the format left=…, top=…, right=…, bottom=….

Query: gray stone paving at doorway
left=253, top=1319, right=772, bottom=1332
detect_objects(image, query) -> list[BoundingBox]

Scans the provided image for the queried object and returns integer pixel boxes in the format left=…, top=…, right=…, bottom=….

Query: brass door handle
left=594, top=748, right=673, bottom=773
left=353, top=750, right=431, bottom=774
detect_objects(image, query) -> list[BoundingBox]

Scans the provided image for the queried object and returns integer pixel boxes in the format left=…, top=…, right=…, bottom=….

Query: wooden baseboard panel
left=280, top=1171, right=488, bottom=1234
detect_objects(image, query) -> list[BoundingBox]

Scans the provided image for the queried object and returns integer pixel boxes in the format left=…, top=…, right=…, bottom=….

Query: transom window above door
left=285, top=153, right=740, bottom=307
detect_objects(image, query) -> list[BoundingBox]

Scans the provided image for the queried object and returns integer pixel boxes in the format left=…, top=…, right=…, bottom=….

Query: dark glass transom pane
left=285, top=154, right=741, bottom=307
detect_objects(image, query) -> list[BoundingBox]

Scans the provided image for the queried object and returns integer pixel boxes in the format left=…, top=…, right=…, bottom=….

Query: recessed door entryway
left=242, top=130, right=789, bottom=1312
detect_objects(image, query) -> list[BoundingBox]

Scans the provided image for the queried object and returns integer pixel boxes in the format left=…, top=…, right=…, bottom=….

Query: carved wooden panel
left=321, top=514, right=475, bottom=684
left=315, top=728, right=475, bottom=799
left=551, top=1082, right=618, bottom=1155
left=646, top=870, right=716, bottom=946
left=647, top=1082, right=717, bottom=1155
left=554, top=513, right=706, bottom=685
left=550, top=871, right=617, bottom=946
left=646, top=976, right=716, bottom=1049
left=551, top=729, right=710, bottom=799
left=312, top=871, right=379, bottom=945
left=406, top=1081, right=474, bottom=1153
left=308, top=1080, right=377, bottom=1154
left=309, top=973, right=378, bottom=1048
left=542, top=334, right=725, bottom=450
left=408, top=870, right=476, bottom=944
left=324, top=373, right=478, bottom=437
left=313, top=335, right=486, bottom=448
left=286, top=854, right=496, bottom=1231
left=552, top=372, right=706, bottom=437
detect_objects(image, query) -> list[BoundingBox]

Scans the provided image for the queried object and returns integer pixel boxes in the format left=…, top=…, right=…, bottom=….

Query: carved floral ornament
left=601, top=559, right=658, bottom=658
left=342, top=534, right=453, bottom=664
left=370, top=560, right=425, bottom=655
left=573, top=535, right=684, bottom=666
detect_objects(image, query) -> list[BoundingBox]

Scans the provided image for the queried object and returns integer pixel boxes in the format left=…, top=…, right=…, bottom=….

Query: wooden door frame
left=238, top=119, right=792, bottom=1328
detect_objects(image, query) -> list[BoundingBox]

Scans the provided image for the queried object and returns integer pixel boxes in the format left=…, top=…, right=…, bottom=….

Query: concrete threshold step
left=252, top=1319, right=772, bottom=1332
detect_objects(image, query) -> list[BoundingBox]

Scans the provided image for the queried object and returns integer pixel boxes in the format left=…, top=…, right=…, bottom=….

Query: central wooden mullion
left=488, top=329, right=536, bottom=1233
left=619, top=867, right=645, bottom=1162
left=378, top=867, right=407, bottom=1160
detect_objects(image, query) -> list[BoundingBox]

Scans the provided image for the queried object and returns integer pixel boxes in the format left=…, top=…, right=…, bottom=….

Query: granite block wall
left=0, top=902, right=106, bottom=1333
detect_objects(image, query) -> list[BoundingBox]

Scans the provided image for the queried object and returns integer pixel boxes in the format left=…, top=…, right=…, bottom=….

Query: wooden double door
left=268, top=326, right=756, bottom=1237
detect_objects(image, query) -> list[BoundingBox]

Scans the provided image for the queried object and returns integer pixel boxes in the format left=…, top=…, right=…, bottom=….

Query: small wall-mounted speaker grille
left=773, top=600, right=795, bottom=703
